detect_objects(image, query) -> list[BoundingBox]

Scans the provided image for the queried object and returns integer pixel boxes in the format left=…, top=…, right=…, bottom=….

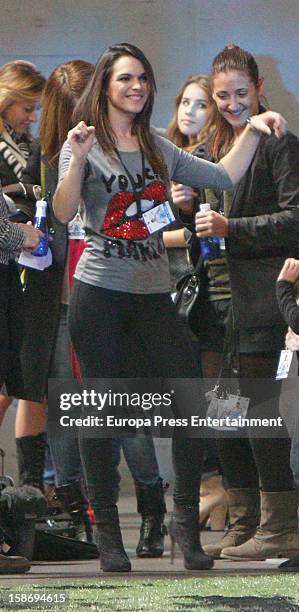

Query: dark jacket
left=276, top=280, right=299, bottom=335
left=183, top=130, right=299, bottom=351
left=18, top=145, right=69, bottom=401
left=224, top=131, right=299, bottom=350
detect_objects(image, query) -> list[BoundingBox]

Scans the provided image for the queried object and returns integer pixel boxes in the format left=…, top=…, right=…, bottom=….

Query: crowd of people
left=0, top=41, right=298, bottom=575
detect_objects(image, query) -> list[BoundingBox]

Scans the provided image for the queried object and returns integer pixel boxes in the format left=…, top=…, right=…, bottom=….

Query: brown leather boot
left=221, top=490, right=299, bottom=561
left=203, top=488, right=260, bottom=558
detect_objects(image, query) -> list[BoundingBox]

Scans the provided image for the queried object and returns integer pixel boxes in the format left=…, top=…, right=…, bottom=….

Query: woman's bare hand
left=171, top=182, right=196, bottom=214
left=67, top=121, right=96, bottom=160
left=249, top=111, right=288, bottom=139
left=19, top=221, right=43, bottom=251
left=195, top=209, right=228, bottom=238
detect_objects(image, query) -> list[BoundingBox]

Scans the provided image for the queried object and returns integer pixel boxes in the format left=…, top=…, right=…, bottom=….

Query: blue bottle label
left=32, top=214, right=48, bottom=257
left=200, top=237, right=221, bottom=261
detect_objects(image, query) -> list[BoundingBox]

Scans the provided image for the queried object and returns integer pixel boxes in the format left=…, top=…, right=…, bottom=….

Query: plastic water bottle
left=32, top=200, right=48, bottom=257
left=199, top=203, right=221, bottom=261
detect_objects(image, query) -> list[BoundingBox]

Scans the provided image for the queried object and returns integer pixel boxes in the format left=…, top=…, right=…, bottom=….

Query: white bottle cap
left=35, top=200, right=47, bottom=213
left=199, top=203, right=211, bottom=212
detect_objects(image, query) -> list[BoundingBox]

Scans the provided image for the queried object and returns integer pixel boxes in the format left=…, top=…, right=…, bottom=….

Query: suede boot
left=168, top=503, right=214, bottom=570
left=221, top=490, right=299, bottom=561
left=135, top=478, right=167, bottom=558
left=95, top=506, right=131, bottom=572
left=16, top=433, right=46, bottom=491
left=203, top=488, right=260, bottom=558
left=200, top=475, right=228, bottom=530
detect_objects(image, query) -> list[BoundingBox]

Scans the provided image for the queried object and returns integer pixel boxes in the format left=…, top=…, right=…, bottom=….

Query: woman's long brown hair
left=73, top=43, right=169, bottom=185
left=40, top=60, right=94, bottom=164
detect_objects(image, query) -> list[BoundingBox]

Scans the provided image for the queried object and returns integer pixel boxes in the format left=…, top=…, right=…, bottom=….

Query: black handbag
left=173, top=253, right=203, bottom=334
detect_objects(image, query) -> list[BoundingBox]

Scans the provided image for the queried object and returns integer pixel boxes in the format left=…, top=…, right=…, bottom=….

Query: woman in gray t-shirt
left=53, top=42, right=287, bottom=574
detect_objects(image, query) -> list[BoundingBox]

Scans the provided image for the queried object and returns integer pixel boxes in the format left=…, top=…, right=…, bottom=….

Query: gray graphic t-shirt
left=58, top=134, right=231, bottom=294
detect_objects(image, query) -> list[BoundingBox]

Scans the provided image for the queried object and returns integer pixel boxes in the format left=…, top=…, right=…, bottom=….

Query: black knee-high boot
left=79, top=436, right=131, bottom=572
left=16, top=433, right=47, bottom=492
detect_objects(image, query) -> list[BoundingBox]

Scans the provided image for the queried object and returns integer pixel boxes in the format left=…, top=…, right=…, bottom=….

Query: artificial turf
left=0, top=574, right=298, bottom=611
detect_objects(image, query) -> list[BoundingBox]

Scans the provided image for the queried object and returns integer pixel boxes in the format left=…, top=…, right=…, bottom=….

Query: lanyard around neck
left=116, top=149, right=146, bottom=217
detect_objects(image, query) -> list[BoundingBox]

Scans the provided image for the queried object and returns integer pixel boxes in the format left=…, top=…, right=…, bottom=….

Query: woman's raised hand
left=249, top=111, right=288, bottom=139
left=67, top=121, right=95, bottom=160
left=277, top=258, right=299, bottom=284
left=171, top=182, right=196, bottom=214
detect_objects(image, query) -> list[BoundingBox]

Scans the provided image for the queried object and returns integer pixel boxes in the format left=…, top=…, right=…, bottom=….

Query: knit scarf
left=0, top=125, right=30, bottom=180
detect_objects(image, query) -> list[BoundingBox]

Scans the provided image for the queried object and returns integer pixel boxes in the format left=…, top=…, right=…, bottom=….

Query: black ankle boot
left=54, top=480, right=93, bottom=543
left=135, top=478, right=167, bottom=558
left=95, top=507, right=131, bottom=572
left=279, top=554, right=299, bottom=571
left=169, top=503, right=214, bottom=570
left=16, top=433, right=46, bottom=491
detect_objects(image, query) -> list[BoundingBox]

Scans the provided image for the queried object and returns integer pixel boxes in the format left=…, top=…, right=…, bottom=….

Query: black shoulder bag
left=173, top=251, right=203, bottom=334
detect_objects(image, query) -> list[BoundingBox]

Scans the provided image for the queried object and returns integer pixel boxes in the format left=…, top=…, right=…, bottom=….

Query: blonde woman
left=0, top=60, right=45, bottom=424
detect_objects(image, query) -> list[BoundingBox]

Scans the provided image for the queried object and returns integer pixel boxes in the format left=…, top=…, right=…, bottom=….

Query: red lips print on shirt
left=101, top=180, right=167, bottom=240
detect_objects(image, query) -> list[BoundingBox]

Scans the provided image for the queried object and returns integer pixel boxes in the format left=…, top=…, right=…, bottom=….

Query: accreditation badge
left=142, top=201, right=175, bottom=234
left=276, top=349, right=293, bottom=380
left=68, top=212, right=85, bottom=240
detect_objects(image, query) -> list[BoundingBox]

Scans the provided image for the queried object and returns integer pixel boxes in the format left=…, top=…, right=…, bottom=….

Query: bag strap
left=217, top=302, right=240, bottom=388
left=40, top=160, right=47, bottom=198
left=192, top=252, right=203, bottom=276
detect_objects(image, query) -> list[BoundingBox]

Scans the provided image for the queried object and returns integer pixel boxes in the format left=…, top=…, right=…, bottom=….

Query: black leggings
left=69, top=280, right=206, bottom=509
left=0, top=262, right=24, bottom=396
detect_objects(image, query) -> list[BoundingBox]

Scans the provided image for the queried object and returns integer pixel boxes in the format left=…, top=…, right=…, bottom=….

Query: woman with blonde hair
left=0, top=60, right=44, bottom=184
left=12, top=60, right=95, bottom=537
left=0, top=60, right=45, bottom=422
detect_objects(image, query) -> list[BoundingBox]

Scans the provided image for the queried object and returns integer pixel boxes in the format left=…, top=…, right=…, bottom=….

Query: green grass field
left=0, top=575, right=298, bottom=611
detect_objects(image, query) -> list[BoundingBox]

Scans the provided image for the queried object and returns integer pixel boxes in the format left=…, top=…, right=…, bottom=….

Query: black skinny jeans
left=68, top=280, right=206, bottom=511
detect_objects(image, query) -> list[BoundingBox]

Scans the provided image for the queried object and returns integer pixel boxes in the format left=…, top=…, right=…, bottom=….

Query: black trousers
left=216, top=352, right=294, bottom=492
left=68, top=280, right=206, bottom=510
left=0, top=262, right=24, bottom=396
